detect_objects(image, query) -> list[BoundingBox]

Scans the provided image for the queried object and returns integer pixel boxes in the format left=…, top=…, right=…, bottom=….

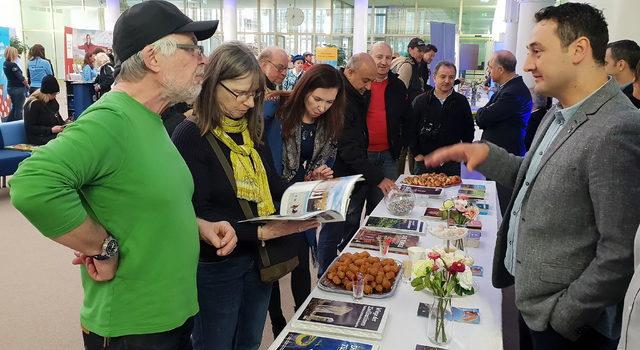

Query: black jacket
left=333, top=70, right=384, bottom=187
left=379, top=71, right=411, bottom=160
left=409, top=89, right=475, bottom=156
left=23, top=99, right=65, bottom=145
left=476, top=75, right=532, bottom=156
left=3, top=60, right=26, bottom=88
left=95, top=63, right=115, bottom=98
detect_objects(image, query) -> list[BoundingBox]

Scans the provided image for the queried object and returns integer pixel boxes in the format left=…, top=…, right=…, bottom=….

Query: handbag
left=205, top=133, right=299, bottom=283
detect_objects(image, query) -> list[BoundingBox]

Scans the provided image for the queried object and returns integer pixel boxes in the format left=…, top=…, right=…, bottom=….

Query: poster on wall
left=64, top=27, right=113, bottom=79
left=0, top=26, right=11, bottom=118
left=315, top=47, right=338, bottom=68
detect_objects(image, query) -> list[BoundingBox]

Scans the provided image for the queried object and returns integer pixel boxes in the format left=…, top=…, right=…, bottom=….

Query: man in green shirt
left=9, top=1, right=237, bottom=348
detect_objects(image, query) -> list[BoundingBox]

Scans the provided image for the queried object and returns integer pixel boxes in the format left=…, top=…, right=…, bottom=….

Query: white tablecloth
left=268, top=179, right=503, bottom=350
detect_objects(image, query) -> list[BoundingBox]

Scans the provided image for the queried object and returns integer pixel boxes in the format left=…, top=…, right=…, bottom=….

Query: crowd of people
left=5, top=0, right=640, bottom=350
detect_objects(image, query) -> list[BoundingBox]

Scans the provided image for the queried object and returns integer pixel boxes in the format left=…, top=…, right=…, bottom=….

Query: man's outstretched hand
left=423, top=143, right=490, bottom=172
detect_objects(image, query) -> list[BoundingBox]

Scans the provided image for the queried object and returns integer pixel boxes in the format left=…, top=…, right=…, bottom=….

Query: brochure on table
left=274, top=331, right=379, bottom=350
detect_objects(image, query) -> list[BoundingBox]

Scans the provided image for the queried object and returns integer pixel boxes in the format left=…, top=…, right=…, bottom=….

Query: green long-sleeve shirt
left=10, top=91, right=199, bottom=337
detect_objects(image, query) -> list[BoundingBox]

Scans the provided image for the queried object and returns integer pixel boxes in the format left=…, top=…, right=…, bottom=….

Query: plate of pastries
left=401, top=173, right=462, bottom=188
left=318, top=251, right=403, bottom=298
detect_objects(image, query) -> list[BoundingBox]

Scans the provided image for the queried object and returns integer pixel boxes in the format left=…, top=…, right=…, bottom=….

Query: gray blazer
left=477, top=78, right=640, bottom=341
left=619, top=226, right=640, bottom=350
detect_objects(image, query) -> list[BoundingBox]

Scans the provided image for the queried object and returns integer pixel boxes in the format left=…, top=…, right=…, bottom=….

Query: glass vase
left=427, top=296, right=453, bottom=346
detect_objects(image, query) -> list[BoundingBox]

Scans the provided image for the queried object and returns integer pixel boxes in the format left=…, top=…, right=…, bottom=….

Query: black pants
left=519, top=313, right=618, bottom=350
left=268, top=232, right=311, bottom=337
left=82, top=317, right=194, bottom=350
left=338, top=182, right=382, bottom=251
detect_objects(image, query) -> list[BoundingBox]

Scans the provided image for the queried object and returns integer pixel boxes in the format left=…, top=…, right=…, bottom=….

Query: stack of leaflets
left=274, top=332, right=378, bottom=350
left=291, top=298, right=389, bottom=340
left=363, top=216, right=425, bottom=235
left=349, top=227, right=420, bottom=255
left=458, top=184, right=486, bottom=200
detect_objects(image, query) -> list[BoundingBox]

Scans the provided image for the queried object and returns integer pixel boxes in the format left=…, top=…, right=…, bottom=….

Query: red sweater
left=366, top=79, right=389, bottom=152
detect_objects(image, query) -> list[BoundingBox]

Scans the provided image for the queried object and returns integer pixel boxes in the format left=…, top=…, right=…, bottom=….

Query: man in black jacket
left=410, top=61, right=474, bottom=176
left=476, top=50, right=532, bottom=156
left=367, top=41, right=411, bottom=179
left=317, top=53, right=383, bottom=275
left=476, top=51, right=532, bottom=214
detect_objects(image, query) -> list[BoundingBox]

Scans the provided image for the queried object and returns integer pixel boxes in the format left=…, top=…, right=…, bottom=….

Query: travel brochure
left=363, top=216, right=425, bottom=235
left=275, top=332, right=377, bottom=350
left=239, top=175, right=363, bottom=223
left=293, top=298, right=388, bottom=340
left=348, top=227, right=420, bottom=255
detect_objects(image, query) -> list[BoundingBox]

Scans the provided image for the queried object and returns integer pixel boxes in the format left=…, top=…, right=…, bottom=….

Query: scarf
left=212, top=117, right=276, bottom=217
left=282, top=119, right=338, bottom=183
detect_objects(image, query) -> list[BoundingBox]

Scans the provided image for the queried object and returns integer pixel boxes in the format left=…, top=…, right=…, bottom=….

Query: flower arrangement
left=411, top=247, right=475, bottom=345
left=440, top=197, right=480, bottom=226
left=411, top=247, right=475, bottom=297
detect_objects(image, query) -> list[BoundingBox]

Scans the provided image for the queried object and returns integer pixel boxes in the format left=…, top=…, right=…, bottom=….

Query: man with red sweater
left=367, top=41, right=411, bottom=180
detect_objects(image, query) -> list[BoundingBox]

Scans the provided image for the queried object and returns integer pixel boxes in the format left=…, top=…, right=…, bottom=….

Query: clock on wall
left=285, top=7, right=305, bottom=27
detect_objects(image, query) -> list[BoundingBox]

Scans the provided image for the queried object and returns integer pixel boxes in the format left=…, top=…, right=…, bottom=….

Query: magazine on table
left=348, top=227, right=420, bottom=255
left=363, top=216, right=425, bottom=235
left=239, top=175, right=363, bottom=223
left=274, top=332, right=379, bottom=350
left=292, top=298, right=389, bottom=340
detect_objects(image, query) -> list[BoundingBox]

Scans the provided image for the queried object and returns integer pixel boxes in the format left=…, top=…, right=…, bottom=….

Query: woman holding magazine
left=265, top=63, right=346, bottom=337
left=172, top=42, right=318, bottom=350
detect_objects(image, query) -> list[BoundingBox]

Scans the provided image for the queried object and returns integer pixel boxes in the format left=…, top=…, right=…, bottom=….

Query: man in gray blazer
left=424, top=3, right=640, bottom=349
left=620, top=226, right=640, bottom=350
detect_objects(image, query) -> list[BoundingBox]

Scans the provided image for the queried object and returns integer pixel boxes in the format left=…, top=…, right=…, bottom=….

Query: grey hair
left=433, top=60, right=457, bottom=75
left=115, top=36, right=177, bottom=83
left=346, top=52, right=374, bottom=71
left=370, top=41, right=392, bottom=54
left=257, top=46, right=287, bottom=63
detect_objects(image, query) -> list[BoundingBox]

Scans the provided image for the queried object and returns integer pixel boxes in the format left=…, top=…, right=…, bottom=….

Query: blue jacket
left=82, top=65, right=97, bottom=82
left=263, top=98, right=284, bottom=176
left=27, top=58, right=53, bottom=88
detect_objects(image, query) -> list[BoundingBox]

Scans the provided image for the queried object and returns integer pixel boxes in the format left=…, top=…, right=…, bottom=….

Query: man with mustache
left=9, top=1, right=237, bottom=348
left=410, top=60, right=474, bottom=176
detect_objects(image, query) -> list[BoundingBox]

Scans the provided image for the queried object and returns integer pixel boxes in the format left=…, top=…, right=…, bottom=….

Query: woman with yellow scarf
left=172, top=42, right=318, bottom=350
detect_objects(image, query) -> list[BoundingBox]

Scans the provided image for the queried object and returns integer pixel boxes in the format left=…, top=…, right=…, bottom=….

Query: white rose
left=441, top=252, right=455, bottom=267
left=453, top=250, right=466, bottom=262
left=462, top=256, right=474, bottom=266
left=413, top=259, right=434, bottom=278
left=458, top=268, right=473, bottom=290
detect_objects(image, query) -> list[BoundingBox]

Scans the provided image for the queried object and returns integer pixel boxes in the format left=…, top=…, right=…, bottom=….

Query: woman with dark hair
left=172, top=41, right=318, bottom=350
left=27, top=44, right=54, bottom=94
left=265, top=63, right=345, bottom=337
left=81, top=52, right=97, bottom=81
left=23, top=75, right=65, bottom=145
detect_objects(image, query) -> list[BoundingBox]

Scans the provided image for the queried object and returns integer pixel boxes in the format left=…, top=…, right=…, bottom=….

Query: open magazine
left=239, top=175, right=363, bottom=223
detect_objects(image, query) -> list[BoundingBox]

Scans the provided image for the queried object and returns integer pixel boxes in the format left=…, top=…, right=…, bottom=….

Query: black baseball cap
left=113, top=0, right=218, bottom=65
left=408, top=37, right=427, bottom=51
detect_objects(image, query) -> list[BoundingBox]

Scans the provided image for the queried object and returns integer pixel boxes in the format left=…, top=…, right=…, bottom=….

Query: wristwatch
left=92, top=235, right=119, bottom=261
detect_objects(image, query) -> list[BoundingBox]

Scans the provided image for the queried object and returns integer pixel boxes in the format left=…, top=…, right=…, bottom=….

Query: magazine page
left=348, top=227, right=420, bottom=255
left=363, top=216, right=425, bottom=235
left=239, top=175, right=363, bottom=223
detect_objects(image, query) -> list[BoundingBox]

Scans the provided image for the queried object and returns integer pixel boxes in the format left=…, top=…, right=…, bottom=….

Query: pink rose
left=428, top=251, right=441, bottom=260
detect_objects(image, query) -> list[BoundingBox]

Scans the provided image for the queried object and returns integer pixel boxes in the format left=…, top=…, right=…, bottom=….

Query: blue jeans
left=367, top=151, right=398, bottom=179
left=192, top=255, right=272, bottom=350
left=7, top=86, right=27, bottom=122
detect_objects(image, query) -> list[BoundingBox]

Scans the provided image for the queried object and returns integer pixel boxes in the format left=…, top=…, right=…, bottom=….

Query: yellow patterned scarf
left=212, top=117, right=276, bottom=217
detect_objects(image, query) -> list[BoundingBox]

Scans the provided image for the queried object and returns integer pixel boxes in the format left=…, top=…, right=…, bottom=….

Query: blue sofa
left=0, top=120, right=31, bottom=188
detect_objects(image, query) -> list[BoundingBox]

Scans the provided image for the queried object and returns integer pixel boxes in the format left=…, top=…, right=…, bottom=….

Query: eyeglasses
left=176, top=44, right=205, bottom=57
left=219, top=82, right=262, bottom=102
left=267, top=60, right=288, bottom=73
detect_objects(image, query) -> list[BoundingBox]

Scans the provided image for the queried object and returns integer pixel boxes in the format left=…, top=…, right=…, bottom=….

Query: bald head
left=345, top=53, right=377, bottom=94
left=370, top=42, right=393, bottom=80
left=258, top=46, right=289, bottom=85
left=488, top=50, right=517, bottom=85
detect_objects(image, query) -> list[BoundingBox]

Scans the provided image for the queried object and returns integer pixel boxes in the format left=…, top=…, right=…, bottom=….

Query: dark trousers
left=192, top=255, right=272, bottom=350
left=268, top=232, right=311, bottom=337
left=519, top=313, right=618, bottom=350
left=82, top=317, right=194, bottom=350
left=6, top=86, right=27, bottom=122
left=396, top=147, right=415, bottom=176
left=414, top=161, right=461, bottom=177
left=317, top=182, right=382, bottom=276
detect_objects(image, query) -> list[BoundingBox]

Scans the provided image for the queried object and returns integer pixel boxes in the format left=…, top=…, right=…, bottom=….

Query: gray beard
left=160, top=72, right=202, bottom=105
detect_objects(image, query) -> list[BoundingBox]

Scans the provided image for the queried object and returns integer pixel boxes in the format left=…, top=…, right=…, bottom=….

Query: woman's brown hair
left=83, top=52, right=94, bottom=67
left=29, top=44, right=46, bottom=60
left=193, top=41, right=265, bottom=144
left=277, top=64, right=345, bottom=140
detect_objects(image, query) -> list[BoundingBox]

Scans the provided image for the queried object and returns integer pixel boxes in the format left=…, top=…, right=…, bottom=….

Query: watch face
left=105, top=238, right=119, bottom=256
